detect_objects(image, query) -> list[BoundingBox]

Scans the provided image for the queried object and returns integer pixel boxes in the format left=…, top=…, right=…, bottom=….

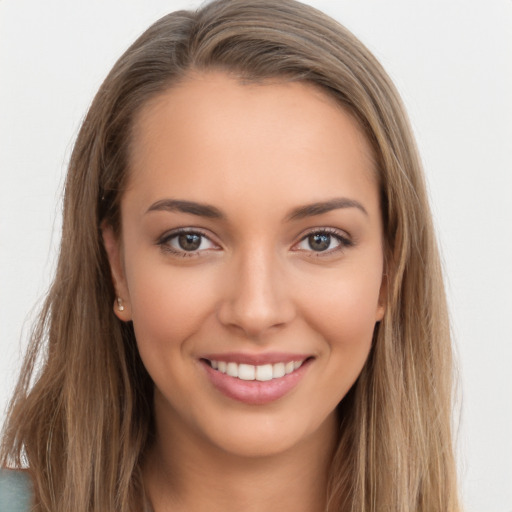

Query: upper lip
left=200, top=352, right=312, bottom=365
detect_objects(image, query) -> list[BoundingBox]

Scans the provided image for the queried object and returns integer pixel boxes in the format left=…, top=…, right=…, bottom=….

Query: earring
left=117, top=297, right=125, bottom=312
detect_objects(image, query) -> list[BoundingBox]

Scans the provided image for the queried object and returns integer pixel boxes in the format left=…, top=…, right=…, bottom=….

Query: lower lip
left=201, top=359, right=311, bottom=405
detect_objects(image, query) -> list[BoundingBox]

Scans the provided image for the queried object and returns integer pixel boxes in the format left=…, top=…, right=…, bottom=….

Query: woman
left=0, top=0, right=460, bottom=510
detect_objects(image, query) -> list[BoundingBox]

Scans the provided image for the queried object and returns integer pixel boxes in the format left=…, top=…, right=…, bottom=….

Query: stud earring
left=117, top=297, right=125, bottom=312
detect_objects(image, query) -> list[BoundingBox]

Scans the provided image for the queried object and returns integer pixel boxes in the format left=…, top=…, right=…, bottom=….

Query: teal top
left=0, top=469, right=33, bottom=512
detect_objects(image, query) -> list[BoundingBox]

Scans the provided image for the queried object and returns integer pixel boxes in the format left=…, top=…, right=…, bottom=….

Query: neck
left=143, top=405, right=338, bottom=512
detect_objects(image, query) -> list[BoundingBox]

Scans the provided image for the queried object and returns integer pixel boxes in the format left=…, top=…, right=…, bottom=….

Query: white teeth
left=238, top=364, right=255, bottom=380
left=209, top=359, right=306, bottom=381
left=226, top=362, right=238, bottom=378
left=255, top=364, right=273, bottom=381
left=273, top=362, right=285, bottom=378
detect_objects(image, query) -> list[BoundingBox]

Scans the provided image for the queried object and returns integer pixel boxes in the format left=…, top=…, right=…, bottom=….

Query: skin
left=103, top=72, right=385, bottom=512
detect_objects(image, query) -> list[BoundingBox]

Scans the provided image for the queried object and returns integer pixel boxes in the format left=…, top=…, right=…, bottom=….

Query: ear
left=101, top=223, right=132, bottom=321
left=375, top=271, right=387, bottom=322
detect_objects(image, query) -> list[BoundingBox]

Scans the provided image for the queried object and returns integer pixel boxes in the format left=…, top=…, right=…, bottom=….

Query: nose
left=216, top=246, right=295, bottom=339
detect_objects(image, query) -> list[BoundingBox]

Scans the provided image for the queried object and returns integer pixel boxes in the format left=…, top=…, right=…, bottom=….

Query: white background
left=1, top=1, right=511, bottom=510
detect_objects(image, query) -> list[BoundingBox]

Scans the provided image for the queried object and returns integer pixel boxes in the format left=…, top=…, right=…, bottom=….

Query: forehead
left=125, top=72, right=378, bottom=218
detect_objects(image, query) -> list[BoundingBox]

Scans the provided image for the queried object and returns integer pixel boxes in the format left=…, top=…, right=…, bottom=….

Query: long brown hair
left=1, top=1, right=460, bottom=510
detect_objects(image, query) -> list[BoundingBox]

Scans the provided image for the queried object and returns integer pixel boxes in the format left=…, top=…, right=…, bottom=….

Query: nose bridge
left=217, top=241, right=294, bottom=337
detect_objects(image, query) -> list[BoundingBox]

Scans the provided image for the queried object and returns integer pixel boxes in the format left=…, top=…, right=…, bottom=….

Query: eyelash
left=157, top=228, right=219, bottom=257
left=293, top=227, right=353, bottom=257
left=157, top=227, right=353, bottom=257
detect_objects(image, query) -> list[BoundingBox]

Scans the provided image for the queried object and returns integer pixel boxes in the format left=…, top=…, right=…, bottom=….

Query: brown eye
left=178, top=233, right=202, bottom=251
left=307, top=233, right=331, bottom=251
left=159, top=230, right=218, bottom=255
left=294, top=229, right=352, bottom=255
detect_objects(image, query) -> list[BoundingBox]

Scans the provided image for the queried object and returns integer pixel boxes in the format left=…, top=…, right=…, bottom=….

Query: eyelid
left=292, top=227, right=354, bottom=255
left=156, top=226, right=353, bottom=257
left=157, top=227, right=221, bottom=256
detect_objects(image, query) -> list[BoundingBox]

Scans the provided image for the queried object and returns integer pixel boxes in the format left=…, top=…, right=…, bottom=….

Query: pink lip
left=201, top=352, right=311, bottom=365
left=200, top=356, right=313, bottom=405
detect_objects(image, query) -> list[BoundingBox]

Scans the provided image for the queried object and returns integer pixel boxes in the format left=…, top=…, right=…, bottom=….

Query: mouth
left=203, top=358, right=307, bottom=381
left=199, top=354, right=314, bottom=405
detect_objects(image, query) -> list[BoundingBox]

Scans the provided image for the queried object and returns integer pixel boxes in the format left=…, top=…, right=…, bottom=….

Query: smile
left=200, top=354, right=313, bottom=405
left=207, top=359, right=305, bottom=381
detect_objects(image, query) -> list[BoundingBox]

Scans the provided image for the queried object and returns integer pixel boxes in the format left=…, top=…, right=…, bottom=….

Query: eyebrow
left=286, top=198, right=368, bottom=220
left=146, top=199, right=224, bottom=219
left=145, top=197, right=368, bottom=221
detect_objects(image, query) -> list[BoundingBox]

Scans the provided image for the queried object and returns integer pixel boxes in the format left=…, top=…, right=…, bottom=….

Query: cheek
left=298, top=264, right=382, bottom=354
left=125, top=258, right=220, bottom=351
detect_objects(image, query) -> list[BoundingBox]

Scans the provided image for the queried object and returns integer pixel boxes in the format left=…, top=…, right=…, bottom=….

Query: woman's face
left=104, top=72, right=385, bottom=458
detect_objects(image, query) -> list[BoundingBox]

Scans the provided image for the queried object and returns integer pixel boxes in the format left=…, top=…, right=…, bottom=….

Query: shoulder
left=0, top=468, right=33, bottom=512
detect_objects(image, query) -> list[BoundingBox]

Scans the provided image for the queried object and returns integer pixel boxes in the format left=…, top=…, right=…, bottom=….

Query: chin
left=192, top=405, right=338, bottom=460
left=212, top=427, right=305, bottom=459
